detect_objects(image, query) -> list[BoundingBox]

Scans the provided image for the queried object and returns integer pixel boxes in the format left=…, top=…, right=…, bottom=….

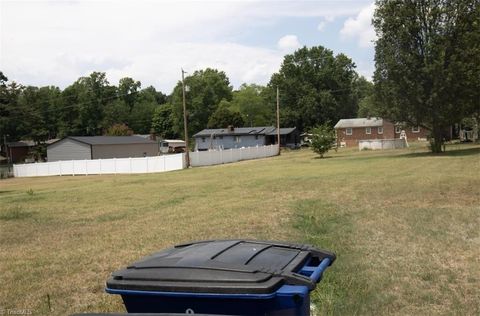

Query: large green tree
left=268, top=46, right=359, bottom=132
left=140, top=86, right=167, bottom=105
left=129, top=100, right=158, bottom=134
left=228, top=84, right=273, bottom=126
left=207, top=106, right=245, bottom=129
left=0, top=77, right=25, bottom=142
left=373, top=0, right=480, bottom=152
left=102, top=100, right=130, bottom=129
left=355, top=77, right=379, bottom=118
left=151, top=104, right=176, bottom=139
left=118, top=77, right=141, bottom=109
left=61, top=72, right=116, bottom=136
left=171, top=68, right=233, bottom=137
left=17, top=86, right=62, bottom=142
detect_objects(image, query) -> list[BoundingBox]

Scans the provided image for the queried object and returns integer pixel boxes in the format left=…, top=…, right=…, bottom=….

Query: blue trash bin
left=106, top=240, right=335, bottom=316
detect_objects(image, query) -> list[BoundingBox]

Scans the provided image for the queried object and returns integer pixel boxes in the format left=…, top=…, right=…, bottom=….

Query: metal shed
left=47, top=136, right=158, bottom=162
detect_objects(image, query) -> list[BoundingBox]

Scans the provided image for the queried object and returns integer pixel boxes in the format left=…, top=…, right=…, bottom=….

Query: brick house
left=393, top=122, right=429, bottom=142
left=334, top=118, right=428, bottom=147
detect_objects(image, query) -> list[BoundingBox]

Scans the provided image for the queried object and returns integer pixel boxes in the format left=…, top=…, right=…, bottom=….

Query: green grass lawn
left=1, top=143, right=479, bottom=315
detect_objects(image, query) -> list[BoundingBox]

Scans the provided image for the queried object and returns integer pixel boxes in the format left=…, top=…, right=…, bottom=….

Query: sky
left=0, top=0, right=376, bottom=94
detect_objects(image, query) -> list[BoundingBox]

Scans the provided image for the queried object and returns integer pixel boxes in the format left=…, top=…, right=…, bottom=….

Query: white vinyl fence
left=13, top=145, right=279, bottom=177
left=13, top=154, right=184, bottom=178
left=190, top=144, right=279, bottom=167
left=359, top=139, right=407, bottom=150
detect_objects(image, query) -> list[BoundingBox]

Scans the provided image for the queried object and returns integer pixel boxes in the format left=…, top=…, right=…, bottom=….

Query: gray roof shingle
left=334, top=118, right=383, bottom=129
left=193, top=126, right=296, bottom=137
left=266, top=127, right=297, bottom=135
left=51, top=136, right=157, bottom=146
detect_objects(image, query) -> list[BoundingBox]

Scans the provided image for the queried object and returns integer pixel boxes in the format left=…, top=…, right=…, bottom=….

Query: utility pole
left=276, top=86, right=280, bottom=155
left=182, top=69, right=190, bottom=168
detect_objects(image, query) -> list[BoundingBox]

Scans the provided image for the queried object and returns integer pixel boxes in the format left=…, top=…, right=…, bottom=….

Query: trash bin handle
left=309, top=258, right=331, bottom=283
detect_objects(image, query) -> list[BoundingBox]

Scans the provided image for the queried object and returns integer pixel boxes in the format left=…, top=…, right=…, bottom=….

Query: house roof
left=193, top=126, right=296, bottom=137
left=7, top=139, right=60, bottom=147
left=7, top=141, right=35, bottom=147
left=50, top=136, right=157, bottom=147
left=133, top=134, right=152, bottom=139
left=266, top=127, right=297, bottom=136
left=334, top=118, right=383, bottom=129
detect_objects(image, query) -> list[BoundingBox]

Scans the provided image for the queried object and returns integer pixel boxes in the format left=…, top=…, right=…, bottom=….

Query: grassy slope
left=0, top=143, right=479, bottom=315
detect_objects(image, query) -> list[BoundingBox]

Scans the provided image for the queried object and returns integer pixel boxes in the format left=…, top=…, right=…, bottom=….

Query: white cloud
left=317, top=21, right=327, bottom=32
left=277, top=35, right=301, bottom=51
left=0, top=0, right=373, bottom=92
left=340, top=3, right=376, bottom=48
left=317, top=16, right=335, bottom=32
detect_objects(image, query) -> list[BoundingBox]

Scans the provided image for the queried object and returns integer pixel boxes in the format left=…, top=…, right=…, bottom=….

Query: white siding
left=195, top=135, right=265, bottom=150
left=47, top=139, right=91, bottom=161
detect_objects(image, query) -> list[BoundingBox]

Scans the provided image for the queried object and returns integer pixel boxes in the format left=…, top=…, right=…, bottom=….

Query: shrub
left=311, top=124, right=336, bottom=158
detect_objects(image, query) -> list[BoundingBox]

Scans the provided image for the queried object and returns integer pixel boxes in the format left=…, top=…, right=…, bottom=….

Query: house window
left=346, top=128, right=352, bottom=135
left=201, top=137, right=205, bottom=142
left=378, top=127, right=383, bottom=134
left=395, top=126, right=401, bottom=133
left=366, top=127, right=371, bottom=134
left=412, top=126, right=420, bottom=133
left=255, top=135, right=259, bottom=140
left=235, top=136, right=241, bottom=143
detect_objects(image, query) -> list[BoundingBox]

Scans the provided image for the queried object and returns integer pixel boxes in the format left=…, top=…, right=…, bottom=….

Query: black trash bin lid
left=106, top=240, right=335, bottom=295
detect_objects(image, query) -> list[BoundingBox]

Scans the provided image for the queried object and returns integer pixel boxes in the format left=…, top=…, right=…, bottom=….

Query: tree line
left=0, top=45, right=371, bottom=144
left=2, top=0, right=478, bottom=155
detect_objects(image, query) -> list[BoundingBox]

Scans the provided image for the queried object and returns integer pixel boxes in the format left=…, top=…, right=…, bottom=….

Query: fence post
left=99, top=159, right=102, bottom=175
